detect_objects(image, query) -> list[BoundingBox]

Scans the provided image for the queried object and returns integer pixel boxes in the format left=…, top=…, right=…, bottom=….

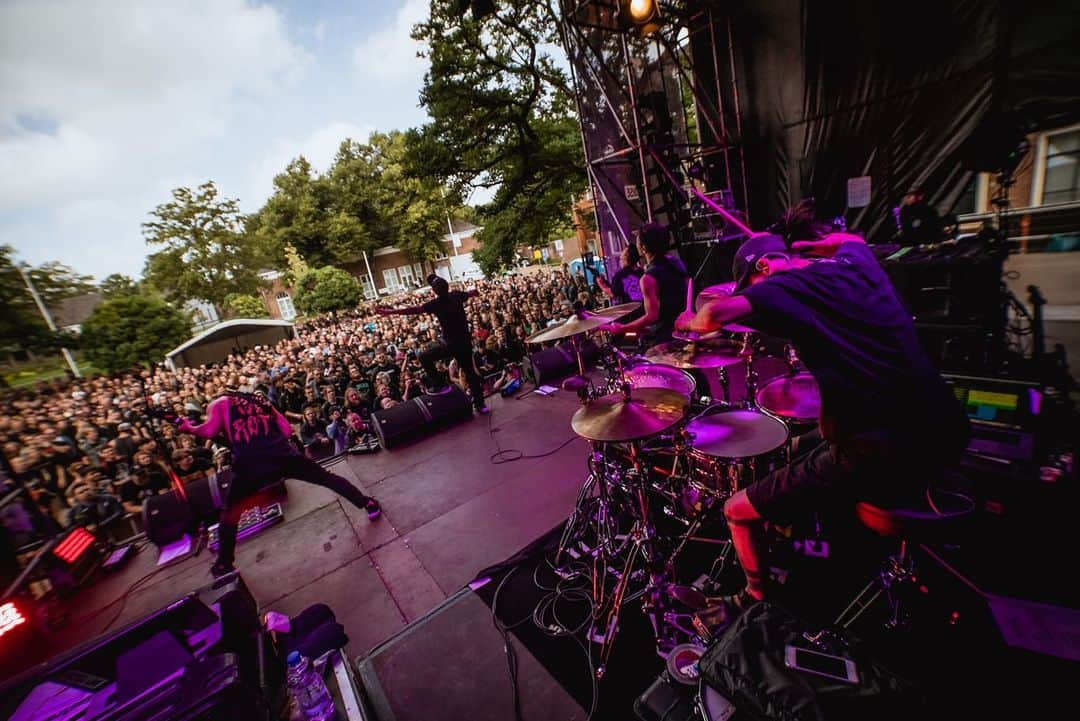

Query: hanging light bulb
left=628, top=0, right=656, bottom=23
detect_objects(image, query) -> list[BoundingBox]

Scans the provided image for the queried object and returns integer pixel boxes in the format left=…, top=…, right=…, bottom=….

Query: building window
left=276, top=292, right=296, bottom=321
left=952, top=176, right=978, bottom=215
left=398, top=264, right=415, bottom=288
left=413, top=262, right=424, bottom=282
left=1042, top=129, right=1080, bottom=205
left=359, top=274, right=376, bottom=300
left=382, top=268, right=400, bottom=292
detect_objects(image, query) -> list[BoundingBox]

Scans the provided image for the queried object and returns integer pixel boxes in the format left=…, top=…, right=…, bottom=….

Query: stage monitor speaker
left=355, top=588, right=583, bottom=721
left=524, top=340, right=599, bottom=385
left=370, top=386, right=473, bottom=449
left=143, top=490, right=192, bottom=547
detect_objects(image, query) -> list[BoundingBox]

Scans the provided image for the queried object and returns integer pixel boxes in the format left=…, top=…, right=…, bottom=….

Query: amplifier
left=370, top=386, right=473, bottom=449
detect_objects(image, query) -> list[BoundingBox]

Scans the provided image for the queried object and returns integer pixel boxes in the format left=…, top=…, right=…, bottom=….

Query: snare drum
left=755, top=372, right=821, bottom=426
left=684, top=407, right=790, bottom=496
left=622, top=362, right=697, bottom=399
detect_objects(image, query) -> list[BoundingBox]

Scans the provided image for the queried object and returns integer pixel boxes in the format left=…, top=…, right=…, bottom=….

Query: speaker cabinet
left=370, top=386, right=473, bottom=449
left=524, top=340, right=599, bottom=384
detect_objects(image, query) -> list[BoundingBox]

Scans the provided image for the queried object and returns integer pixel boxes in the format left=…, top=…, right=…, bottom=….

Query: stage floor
left=31, top=385, right=591, bottom=672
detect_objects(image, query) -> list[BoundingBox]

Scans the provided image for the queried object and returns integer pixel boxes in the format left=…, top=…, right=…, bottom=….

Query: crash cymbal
left=695, top=282, right=736, bottom=311
left=525, top=314, right=605, bottom=344
left=589, top=302, right=642, bottom=320
left=644, top=340, right=745, bottom=369
left=571, top=387, right=689, bottom=442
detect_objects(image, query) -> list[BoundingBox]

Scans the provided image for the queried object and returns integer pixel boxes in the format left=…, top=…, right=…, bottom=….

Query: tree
left=80, top=296, right=191, bottom=373
left=143, top=181, right=265, bottom=312
left=254, top=156, right=373, bottom=269
left=224, top=293, right=269, bottom=319
left=28, top=262, right=97, bottom=306
left=411, top=1, right=587, bottom=274
left=282, top=244, right=310, bottom=286
left=0, top=246, right=69, bottom=354
left=293, top=267, right=361, bottom=316
left=99, top=273, right=140, bottom=299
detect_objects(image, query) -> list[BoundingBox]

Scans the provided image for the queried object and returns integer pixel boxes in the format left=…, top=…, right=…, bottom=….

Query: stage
left=15, top=377, right=1080, bottom=720
left=29, top=385, right=589, bottom=672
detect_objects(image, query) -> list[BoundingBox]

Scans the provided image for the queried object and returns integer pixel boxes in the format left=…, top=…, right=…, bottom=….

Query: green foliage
left=80, top=296, right=191, bottom=373
left=411, top=1, right=587, bottom=274
left=292, top=266, right=362, bottom=315
left=27, top=261, right=97, bottom=306
left=224, top=293, right=268, bottom=319
left=143, top=181, right=266, bottom=311
left=282, top=244, right=310, bottom=287
left=0, top=245, right=70, bottom=353
left=99, top=273, right=140, bottom=299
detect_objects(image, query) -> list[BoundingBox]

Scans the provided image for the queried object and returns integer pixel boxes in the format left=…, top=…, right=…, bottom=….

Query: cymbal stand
left=742, top=349, right=759, bottom=408
left=592, top=439, right=674, bottom=677
left=715, top=366, right=730, bottom=404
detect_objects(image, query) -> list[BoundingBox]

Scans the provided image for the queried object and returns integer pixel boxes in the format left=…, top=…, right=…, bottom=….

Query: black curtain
left=719, top=0, right=1080, bottom=238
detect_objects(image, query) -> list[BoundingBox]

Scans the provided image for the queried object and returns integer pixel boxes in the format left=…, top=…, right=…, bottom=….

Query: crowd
left=0, top=266, right=607, bottom=544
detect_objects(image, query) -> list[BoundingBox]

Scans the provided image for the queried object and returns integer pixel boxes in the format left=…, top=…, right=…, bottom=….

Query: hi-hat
left=644, top=340, right=745, bottom=369
left=589, top=302, right=642, bottom=320
left=571, top=387, right=689, bottom=442
left=723, top=322, right=758, bottom=334
left=671, top=328, right=723, bottom=342
left=525, top=314, right=605, bottom=344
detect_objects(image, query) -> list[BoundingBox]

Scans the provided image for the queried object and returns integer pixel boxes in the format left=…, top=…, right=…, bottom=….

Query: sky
left=0, top=0, right=436, bottom=281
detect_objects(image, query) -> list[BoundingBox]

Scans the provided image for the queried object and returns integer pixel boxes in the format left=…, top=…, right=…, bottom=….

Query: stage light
left=619, top=0, right=662, bottom=37
left=0, top=601, right=26, bottom=638
left=628, top=0, right=656, bottom=22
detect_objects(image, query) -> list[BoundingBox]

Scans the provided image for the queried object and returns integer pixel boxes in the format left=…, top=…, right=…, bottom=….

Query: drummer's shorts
left=744, top=428, right=956, bottom=527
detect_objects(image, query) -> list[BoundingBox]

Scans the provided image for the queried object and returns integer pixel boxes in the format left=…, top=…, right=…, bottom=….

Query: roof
left=164, top=319, right=295, bottom=360
left=50, top=292, right=104, bottom=329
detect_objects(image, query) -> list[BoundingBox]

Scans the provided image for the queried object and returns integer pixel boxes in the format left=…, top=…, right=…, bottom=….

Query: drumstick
left=685, top=277, right=693, bottom=314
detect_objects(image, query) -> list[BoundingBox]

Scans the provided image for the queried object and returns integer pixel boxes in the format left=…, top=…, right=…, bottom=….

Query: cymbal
left=571, top=387, right=689, bottom=442
left=589, top=302, right=642, bottom=320
left=525, top=314, right=605, bottom=344
left=644, top=340, right=745, bottom=369
left=695, top=282, right=736, bottom=311
left=671, top=328, right=723, bottom=342
left=723, top=323, right=758, bottom=334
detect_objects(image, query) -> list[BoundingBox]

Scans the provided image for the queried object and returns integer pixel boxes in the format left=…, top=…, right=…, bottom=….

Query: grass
left=2, top=354, right=100, bottom=388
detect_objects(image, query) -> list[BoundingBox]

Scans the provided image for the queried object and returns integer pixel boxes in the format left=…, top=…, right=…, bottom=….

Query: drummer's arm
left=609, top=274, right=660, bottom=334
left=681, top=296, right=753, bottom=334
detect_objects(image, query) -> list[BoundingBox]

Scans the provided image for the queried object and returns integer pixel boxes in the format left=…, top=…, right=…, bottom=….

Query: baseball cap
left=731, top=233, right=788, bottom=291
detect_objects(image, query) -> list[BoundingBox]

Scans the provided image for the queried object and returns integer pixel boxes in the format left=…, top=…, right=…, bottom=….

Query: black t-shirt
left=119, top=474, right=170, bottom=505
left=644, top=256, right=688, bottom=344
left=423, top=291, right=472, bottom=346
left=740, top=242, right=967, bottom=443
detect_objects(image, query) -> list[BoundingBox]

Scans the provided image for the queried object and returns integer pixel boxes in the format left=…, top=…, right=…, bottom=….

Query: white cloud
left=245, top=121, right=375, bottom=207
left=352, top=0, right=429, bottom=84
left=0, top=0, right=310, bottom=213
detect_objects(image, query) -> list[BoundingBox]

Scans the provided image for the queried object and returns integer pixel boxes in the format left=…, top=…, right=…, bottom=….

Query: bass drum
left=622, top=362, right=697, bottom=399
left=684, top=406, right=790, bottom=497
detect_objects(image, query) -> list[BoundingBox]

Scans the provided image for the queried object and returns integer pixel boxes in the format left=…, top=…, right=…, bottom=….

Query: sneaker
left=476, top=405, right=491, bottom=415
left=210, top=561, right=236, bottom=579
left=365, top=499, right=382, bottom=521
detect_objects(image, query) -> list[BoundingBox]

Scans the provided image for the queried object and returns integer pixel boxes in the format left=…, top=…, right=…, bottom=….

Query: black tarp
left=716, top=0, right=1080, bottom=239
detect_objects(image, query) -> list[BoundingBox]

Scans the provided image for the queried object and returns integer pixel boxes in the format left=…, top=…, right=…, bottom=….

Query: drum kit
left=524, top=290, right=823, bottom=677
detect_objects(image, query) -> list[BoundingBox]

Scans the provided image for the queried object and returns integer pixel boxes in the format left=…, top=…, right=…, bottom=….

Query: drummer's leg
left=726, top=443, right=846, bottom=601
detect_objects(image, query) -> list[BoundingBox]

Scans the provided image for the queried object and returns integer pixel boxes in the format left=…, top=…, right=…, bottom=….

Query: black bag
left=697, top=602, right=922, bottom=721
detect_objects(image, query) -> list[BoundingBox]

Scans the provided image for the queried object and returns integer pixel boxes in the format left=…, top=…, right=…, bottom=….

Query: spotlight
left=620, top=0, right=662, bottom=37
left=628, top=0, right=656, bottom=22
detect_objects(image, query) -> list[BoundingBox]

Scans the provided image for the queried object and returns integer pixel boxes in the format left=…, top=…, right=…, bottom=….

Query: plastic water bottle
left=286, top=651, right=335, bottom=721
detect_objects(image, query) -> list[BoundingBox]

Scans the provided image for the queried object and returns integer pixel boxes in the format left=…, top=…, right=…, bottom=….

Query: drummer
left=676, top=231, right=968, bottom=619
left=599, top=223, right=688, bottom=345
